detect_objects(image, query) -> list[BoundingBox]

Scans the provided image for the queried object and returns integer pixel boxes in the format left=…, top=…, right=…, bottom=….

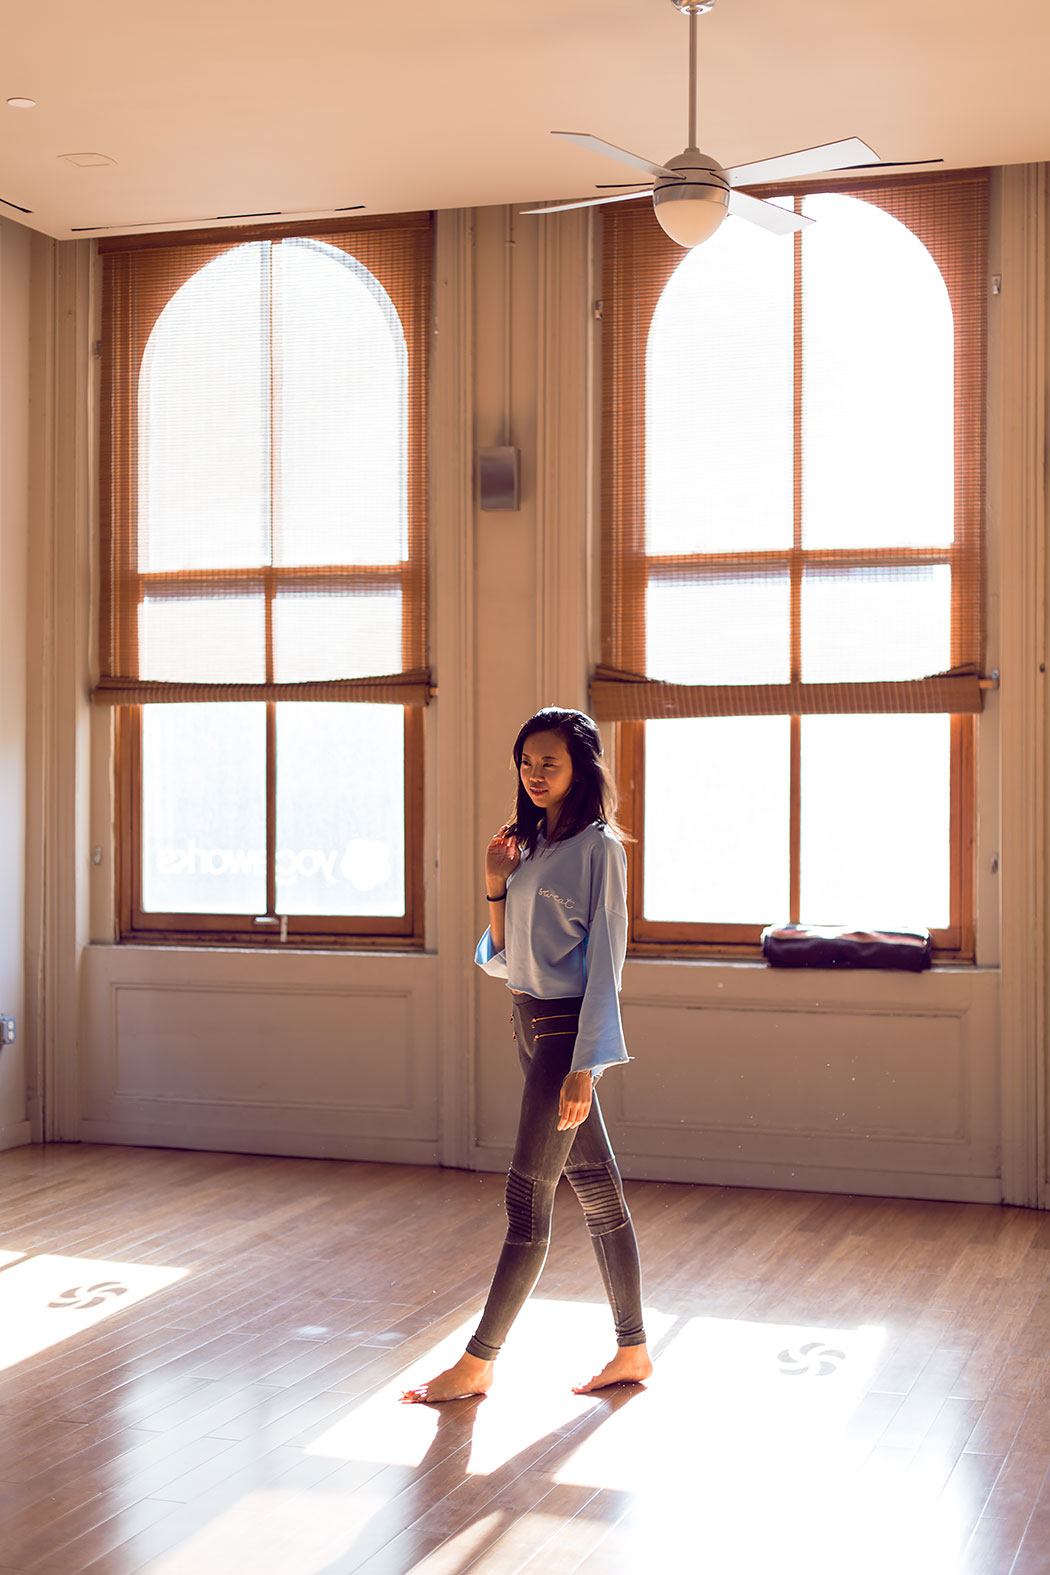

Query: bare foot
left=399, top=1352, right=494, bottom=1404
left=572, top=1345, right=654, bottom=1395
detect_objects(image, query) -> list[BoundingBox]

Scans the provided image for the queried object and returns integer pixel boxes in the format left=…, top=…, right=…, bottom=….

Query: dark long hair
left=501, top=707, right=633, bottom=861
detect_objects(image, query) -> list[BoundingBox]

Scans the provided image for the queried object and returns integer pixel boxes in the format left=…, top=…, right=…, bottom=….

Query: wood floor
left=0, top=1146, right=1048, bottom=1575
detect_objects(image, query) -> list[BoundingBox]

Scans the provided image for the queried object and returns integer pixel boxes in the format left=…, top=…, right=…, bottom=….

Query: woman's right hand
left=485, top=825, right=521, bottom=893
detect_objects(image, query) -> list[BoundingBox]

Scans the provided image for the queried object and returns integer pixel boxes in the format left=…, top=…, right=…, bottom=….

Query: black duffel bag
left=760, top=922, right=932, bottom=972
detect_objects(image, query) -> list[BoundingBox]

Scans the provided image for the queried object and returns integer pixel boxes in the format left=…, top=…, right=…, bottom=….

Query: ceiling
left=3, top=0, right=1049, bottom=243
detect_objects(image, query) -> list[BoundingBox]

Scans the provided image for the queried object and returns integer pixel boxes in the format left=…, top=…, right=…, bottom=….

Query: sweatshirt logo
left=539, top=886, right=575, bottom=910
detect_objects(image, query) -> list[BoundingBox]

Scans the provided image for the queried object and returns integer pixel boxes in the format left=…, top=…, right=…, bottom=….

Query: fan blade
left=520, top=191, right=653, bottom=216
left=727, top=190, right=813, bottom=235
left=725, top=137, right=880, bottom=187
left=595, top=183, right=653, bottom=189
left=552, top=131, right=680, bottom=182
left=837, top=157, right=945, bottom=171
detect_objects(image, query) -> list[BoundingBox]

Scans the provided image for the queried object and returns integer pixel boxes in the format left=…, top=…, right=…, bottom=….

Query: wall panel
left=80, top=945, right=439, bottom=1162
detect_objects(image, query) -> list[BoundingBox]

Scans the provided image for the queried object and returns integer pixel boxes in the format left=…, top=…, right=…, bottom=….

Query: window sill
left=625, top=950, right=991, bottom=975
left=103, top=935, right=427, bottom=957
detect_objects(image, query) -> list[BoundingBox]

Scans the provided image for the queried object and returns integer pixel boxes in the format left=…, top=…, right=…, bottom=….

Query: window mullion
left=789, top=198, right=803, bottom=924
left=266, top=703, right=277, bottom=918
left=265, top=241, right=278, bottom=920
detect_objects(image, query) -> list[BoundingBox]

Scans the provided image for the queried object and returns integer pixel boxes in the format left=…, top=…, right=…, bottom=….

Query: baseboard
left=470, top=1141, right=1004, bottom=1205
left=0, top=1120, right=33, bottom=1153
left=79, top=1119, right=439, bottom=1167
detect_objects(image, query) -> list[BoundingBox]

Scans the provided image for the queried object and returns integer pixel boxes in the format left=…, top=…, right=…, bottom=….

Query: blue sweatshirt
left=474, top=819, right=631, bottom=1079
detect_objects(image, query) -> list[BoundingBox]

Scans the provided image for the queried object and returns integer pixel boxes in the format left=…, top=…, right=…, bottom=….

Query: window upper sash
left=596, top=170, right=988, bottom=722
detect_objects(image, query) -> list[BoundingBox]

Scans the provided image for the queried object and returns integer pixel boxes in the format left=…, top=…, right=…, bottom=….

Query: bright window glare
left=139, top=244, right=269, bottom=571
left=647, top=574, right=789, bottom=685
left=644, top=718, right=790, bottom=923
left=0, top=1254, right=187, bottom=1373
left=276, top=239, right=408, bottom=568
left=802, top=193, right=954, bottom=550
left=646, top=206, right=793, bottom=555
left=139, top=595, right=266, bottom=684
left=802, top=566, right=951, bottom=682
left=801, top=715, right=951, bottom=929
left=276, top=704, right=405, bottom=917
left=142, top=703, right=267, bottom=914
left=139, top=240, right=408, bottom=574
left=273, top=588, right=402, bottom=683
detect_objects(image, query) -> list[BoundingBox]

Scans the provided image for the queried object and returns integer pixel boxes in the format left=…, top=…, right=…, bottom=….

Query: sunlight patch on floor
left=0, top=1249, right=26, bottom=1270
left=305, top=1299, right=677, bottom=1475
left=305, top=1311, right=481, bottom=1467
left=539, top=1315, right=981, bottom=1575
left=147, top=1482, right=418, bottom=1575
left=466, top=1298, right=677, bottom=1478
left=575, top=1450, right=974, bottom=1575
left=0, top=1253, right=188, bottom=1372
left=553, top=1315, right=888, bottom=1491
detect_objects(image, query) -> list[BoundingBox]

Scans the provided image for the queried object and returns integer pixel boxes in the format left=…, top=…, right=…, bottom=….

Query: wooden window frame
left=603, top=174, right=985, bottom=964
left=103, top=215, right=430, bottom=949
left=619, top=714, right=973, bottom=961
left=116, top=704, right=425, bottom=948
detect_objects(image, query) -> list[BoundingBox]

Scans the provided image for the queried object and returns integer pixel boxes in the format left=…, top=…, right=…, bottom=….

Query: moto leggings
left=465, top=991, right=647, bottom=1361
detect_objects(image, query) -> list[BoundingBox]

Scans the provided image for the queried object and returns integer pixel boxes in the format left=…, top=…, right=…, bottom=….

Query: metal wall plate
left=478, top=446, right=521, bottom=512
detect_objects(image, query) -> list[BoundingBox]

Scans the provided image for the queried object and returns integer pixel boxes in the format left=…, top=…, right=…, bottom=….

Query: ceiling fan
left=522, top=0, right=942, bottom=248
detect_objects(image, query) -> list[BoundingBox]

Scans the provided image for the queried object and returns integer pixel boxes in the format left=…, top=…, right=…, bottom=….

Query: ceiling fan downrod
left=671, top=0, right=716, bottom=150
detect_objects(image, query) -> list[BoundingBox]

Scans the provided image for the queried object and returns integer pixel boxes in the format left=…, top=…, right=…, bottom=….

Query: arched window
left=599, top=174, right=986, bottom=956
left=98, top=217, right=431, bottom=943
left=138, top=240, right=408, bottom=585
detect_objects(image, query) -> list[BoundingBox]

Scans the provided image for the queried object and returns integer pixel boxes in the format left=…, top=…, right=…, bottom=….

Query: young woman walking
left=401, top=707, right=652, bottom=1403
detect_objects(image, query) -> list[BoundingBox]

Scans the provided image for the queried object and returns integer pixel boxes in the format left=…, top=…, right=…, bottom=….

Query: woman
left=400, top=707, right=652, bottom=1403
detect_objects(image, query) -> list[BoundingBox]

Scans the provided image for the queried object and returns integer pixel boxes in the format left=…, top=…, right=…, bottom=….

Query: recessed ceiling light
left=6, top=97, right=37, bottom=109
left=58, top=151, right=116, bottom=168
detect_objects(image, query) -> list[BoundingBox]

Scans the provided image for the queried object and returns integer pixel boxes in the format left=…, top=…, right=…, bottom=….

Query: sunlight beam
left=0, top=1253, right=188, bottom=1372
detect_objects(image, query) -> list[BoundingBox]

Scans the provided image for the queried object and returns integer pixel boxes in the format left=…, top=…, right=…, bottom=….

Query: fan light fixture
left=653, top=189, right=727, bottom=247
left=649, top=148, right=730, bottom=247
left=522, top=0, right=942, bottom=249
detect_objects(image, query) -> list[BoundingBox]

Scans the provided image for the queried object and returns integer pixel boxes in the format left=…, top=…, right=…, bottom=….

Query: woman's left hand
left=557, top=1071, right=594, bottom=1131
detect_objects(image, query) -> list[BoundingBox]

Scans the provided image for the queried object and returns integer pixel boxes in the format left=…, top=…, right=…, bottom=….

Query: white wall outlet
left=0, top=1016, right=16, bottom=1045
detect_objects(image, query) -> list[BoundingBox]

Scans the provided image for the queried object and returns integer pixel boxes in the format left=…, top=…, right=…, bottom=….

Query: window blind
left=595, top=170, right=987, bottom=722
left=96, top=212, right=432, bottom=707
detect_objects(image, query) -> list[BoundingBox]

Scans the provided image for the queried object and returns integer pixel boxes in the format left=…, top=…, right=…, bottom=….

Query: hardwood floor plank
left=961, top=1450, right=1050, bottom=1574
left=1009, top=1470, right=1050, bottom=1575
left=1, top=1435, right=236, bottom=1567
left=75, top=1449, right=374, bottom=1574
left=1, top=1144, right=1047, bottom=1575
left=452, top=1482, right=604, bottom=1574
left=23, top=1493, right=181, bottom=1574
left=338, top=1387, right=644, bottom=1574
left=965, top=1395, right=1035, bottom=1457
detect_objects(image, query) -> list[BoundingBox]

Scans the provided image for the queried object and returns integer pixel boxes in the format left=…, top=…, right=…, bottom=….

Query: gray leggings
left=465, top=992, right=647, bottom=1361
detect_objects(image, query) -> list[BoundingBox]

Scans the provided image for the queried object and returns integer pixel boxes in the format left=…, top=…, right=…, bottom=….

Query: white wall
left=0, top=216, right=32, bottom=1151
left=20, top=173, right=1050, bottom=1204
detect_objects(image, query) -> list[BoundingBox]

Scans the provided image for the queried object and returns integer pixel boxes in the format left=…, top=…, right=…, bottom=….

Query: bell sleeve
left=475, top=926, right=509, bottom=978
left=569, top=834, right=631, bottom=1078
